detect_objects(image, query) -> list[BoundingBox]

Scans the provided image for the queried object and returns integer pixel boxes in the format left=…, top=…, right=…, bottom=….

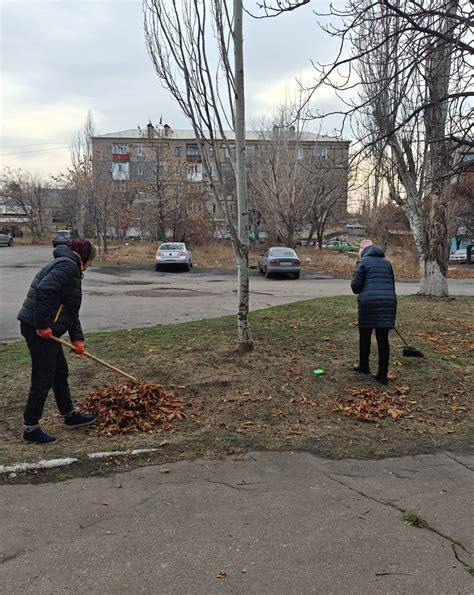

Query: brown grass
left=100, top=240, right=470, bottom=280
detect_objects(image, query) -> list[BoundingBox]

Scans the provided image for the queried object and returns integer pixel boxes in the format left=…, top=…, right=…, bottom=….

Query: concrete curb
left=0, top=448, right=160, bottom=475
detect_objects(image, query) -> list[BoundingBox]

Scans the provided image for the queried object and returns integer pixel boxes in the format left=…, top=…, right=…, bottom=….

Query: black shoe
left=373, top=374, right=388, bottom=385
left=23, top=427, right=57, bottom=444
left=352, top=364, right=370, bottom=374
left=64, top=410, right=96, bottom=429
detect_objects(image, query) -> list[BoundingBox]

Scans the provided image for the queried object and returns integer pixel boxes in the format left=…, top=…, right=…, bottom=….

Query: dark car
left=258, top=246, right=301, bottom=279
left=52, top=230, right=79, bottom=247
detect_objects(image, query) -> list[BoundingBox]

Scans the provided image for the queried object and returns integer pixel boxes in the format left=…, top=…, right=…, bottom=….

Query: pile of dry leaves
left=334, top=387, right=410, bottom=422
left=79, top=381, right=187, bottom=435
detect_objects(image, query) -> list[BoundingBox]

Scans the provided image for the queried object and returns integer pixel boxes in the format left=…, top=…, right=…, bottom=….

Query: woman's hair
left=69, top=240, right=97, bottom=266
left=88, top=243, right=98, bottom=263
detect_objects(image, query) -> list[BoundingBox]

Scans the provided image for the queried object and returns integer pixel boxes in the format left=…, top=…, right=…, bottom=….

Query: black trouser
left=359, top=327, right=390, bottom=377
left=21, top=322, right=75, bottom=426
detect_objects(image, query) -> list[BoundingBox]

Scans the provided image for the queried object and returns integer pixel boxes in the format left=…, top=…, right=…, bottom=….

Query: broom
left=393, top=327, right=424, bottom=358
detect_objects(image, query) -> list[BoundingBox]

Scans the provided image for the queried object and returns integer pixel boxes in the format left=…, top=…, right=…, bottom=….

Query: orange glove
left=72, top=340, right=85, bottom=356
left=36, top=328, right=53, bottom=339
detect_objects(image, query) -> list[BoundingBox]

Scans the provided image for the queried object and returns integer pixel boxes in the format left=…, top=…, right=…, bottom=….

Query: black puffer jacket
left=17, top=245, right=84, bottom=341
left=351, top=245, right=397, bottom=328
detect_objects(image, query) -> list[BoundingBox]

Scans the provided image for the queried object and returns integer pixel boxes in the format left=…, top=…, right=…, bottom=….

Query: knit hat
left=358, top=239, right=373, bottom=258
left=69, top=240, right=95, bottom=266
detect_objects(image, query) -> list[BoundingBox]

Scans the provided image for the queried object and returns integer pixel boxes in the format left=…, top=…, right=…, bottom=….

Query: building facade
left=91, top=122, right=350, bottom=239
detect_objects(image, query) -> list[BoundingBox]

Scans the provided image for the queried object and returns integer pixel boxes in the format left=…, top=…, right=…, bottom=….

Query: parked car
left=258, top=247, right=301, bottom=279
left=449, top=249, right=467, bottom=264
left=327, top=240, right=359, bottom=252
left=52, top=229, right=79, bottom=247
left=0, top=231, right=13, bottom=247
left=155, top=242, right=193, bottom=271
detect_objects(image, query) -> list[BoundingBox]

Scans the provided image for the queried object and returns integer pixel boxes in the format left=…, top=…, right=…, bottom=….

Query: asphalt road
left=1, top=451, right=473, bottom=593
left=1, top=245, right=473, bottom=341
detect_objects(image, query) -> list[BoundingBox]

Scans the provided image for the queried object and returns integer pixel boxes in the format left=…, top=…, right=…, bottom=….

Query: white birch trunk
left=233, top=0, right=253, bottom=352
left=419, top=260, right=449, bottom=296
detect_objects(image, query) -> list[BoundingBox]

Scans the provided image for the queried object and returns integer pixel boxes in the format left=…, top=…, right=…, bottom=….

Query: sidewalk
left=1, top=451, right=473, bottom=594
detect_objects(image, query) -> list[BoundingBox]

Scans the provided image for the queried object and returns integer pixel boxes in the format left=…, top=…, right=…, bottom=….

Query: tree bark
left=234, top=0, right=253, bottom=352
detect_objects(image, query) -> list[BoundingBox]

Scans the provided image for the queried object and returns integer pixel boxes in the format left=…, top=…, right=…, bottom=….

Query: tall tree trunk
left=233, top=0, right=253, bottom=352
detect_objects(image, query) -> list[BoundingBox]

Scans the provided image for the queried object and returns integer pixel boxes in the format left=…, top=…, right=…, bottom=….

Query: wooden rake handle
left=50, top=336, right=138, bottom=382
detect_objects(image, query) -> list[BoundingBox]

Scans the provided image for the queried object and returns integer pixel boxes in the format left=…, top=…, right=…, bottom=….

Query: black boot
left=373, top=374, right=388, bottom=385
left=352, top=364, right=370, bottom=374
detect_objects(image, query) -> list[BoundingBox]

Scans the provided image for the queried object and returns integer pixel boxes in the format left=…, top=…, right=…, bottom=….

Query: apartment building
left=91, top=122, right=350, bottom=236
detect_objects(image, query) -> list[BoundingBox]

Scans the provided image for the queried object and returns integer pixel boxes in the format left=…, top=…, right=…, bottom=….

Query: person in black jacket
left=350, top=239, right=397, bottom=385
left=17, top=240, right=97, bottom=443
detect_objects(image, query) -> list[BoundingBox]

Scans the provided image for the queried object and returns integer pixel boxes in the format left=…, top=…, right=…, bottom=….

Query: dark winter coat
left=351, top=245, right=397, bottom=328
left=17, top=245, right=84, bottom=341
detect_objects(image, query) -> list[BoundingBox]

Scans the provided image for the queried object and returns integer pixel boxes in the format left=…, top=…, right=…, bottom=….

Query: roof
left=92, top=128, right=348, bottom=144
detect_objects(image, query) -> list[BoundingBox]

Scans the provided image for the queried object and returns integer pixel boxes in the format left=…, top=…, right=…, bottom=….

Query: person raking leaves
left=17, top=240, right=98, bottom=444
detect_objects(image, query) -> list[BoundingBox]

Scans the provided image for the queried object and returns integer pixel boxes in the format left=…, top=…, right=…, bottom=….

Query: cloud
left=1, top=0, right=347, bottom=175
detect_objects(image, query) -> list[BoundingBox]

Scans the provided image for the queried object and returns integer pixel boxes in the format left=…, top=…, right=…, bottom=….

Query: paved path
left=1, top=246, right=473, bottom=341
left=1, top=451, right=473, bottom=593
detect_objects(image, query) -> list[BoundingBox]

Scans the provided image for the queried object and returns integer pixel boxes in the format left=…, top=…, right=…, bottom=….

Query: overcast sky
left=1, top=0, right=344, bottom=177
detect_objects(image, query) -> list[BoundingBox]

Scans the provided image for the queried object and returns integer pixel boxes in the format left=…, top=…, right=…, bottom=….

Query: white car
left=449, top=249, right=467, bottom=264
left=0, top=231, right=13, bottom=247
left=155, top=242, right=193, bottom=271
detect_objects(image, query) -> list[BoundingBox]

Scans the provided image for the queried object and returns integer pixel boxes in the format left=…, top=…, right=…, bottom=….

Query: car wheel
left=155, top=264, right=161, bottom=272
left=8, top=239, right=13, bottom=247
left=293, top=272, right=300, bottom=279
left=184, top=261, right=191, bottom=271
left=265, top=267, right=271, bottom=278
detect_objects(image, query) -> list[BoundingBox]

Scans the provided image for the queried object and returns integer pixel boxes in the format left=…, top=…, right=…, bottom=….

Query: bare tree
left=144, top=0, right=253, bottom=351
left=248, top=115, right=313, bottom=247
left=1, top=168, right=49, bottom=241
left=305, top=163, right=346, bottom=249
left=70, top=110, right=96, bottom=238
left=310, top=0, right=473, bottom=296
left=248, top=106, right=348, bottom=248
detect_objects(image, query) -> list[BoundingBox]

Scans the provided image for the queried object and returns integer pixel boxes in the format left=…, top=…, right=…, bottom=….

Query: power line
left=0, top=141, right=68, bottom=149
left=1, top=146, right=70, bottom=157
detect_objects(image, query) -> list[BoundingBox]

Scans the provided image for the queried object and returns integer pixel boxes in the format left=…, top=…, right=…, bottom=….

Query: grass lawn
left=1, top=295, right=472, bottom=480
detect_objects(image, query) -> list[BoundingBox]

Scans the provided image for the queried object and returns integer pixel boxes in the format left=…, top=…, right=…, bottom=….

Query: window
left=225, top=146, right=234, bottom=159
left=112, top=144, right=129, bottom=155
left=246, top=145, right=255, bottom=155
left=175, top=146, right=182, bottom=157
left=187, top=163, right=203, bottom=182
left=313, top=147, right=328, bottom=159
left=186, top=143, right=199, bottom=158
left=296, top=148, right=304, bottom=160
left=137, top=165, right=144, bottom=176
left=210, top=165, right=217, bottom=178
left=209, top=146, right=214, bottom=157
left=175, top=165, right=181, bottom=175
left=136, top=145, right=145, bottom=157
left=112, top=162, right=130, bottom=180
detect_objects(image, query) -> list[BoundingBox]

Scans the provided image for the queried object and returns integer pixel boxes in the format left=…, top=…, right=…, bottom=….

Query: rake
left=50, top=336, right=138, bottom=381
